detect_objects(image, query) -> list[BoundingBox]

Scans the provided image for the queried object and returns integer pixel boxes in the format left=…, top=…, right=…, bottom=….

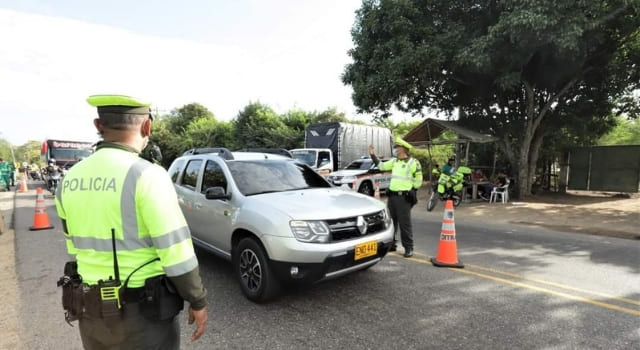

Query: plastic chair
left=489, top=181, right=509, bottom=203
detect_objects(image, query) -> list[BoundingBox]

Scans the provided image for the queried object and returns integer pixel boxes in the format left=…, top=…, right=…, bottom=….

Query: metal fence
left=568, top=145, right=640, bottom=193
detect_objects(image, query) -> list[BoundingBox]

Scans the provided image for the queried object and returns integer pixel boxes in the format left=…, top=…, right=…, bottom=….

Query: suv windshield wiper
left=246, top=190, right=283, bottom=196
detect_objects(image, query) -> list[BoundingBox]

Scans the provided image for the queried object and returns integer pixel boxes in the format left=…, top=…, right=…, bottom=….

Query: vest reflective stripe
left=71, top=235, right=153, bottom=251
left=152, top=226, right=191, bottom=250
left=121, top=159, right=152, bottom=241
left=164, top=255, right=198, bottom=276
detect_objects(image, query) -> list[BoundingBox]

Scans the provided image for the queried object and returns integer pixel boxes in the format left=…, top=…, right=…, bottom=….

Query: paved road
left=4, top=182, right=640, bottom=349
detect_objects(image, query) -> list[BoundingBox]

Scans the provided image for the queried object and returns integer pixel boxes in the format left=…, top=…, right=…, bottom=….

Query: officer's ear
left=141, top=117, right=152, bottom=137
left=93, top=118, right=104, bottom=136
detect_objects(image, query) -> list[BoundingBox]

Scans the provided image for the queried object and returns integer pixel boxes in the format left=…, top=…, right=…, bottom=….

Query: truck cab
left=290, top=148, right=333, bottom=176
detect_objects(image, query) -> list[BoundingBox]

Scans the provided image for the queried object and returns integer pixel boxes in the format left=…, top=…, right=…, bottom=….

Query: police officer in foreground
left=369, top=138, right=423, bottom=257
left=55, top=95, right=208, bottom=349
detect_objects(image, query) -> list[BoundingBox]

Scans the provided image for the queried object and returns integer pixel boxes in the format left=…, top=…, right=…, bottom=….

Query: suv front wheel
left=234, top=237, right=281, bottom=302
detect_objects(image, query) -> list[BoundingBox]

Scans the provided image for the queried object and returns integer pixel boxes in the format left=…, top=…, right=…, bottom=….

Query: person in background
left=442, top=157, right=455, bottom=175
left=495, top=169, right=509, bottom=188
left=469, top=169, right=493, bottom=200
left=368, top=137, right=422, bottom=257
left=10, top=162, right=17, bottom=187
left=0, top=158, right=11, bottom=191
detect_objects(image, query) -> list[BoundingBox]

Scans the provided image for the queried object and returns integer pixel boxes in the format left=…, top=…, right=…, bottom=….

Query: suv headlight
left=382, top=208, right=391, bottom=228
left=341, top=176, right=356, bottom=183
left=290, top=220, right=330, bottom=243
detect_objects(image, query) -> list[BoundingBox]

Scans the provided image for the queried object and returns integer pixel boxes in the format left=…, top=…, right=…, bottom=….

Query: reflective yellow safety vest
left=378, top=157, right=423, bottom=191
left=55, top=147, right=198, bottom=287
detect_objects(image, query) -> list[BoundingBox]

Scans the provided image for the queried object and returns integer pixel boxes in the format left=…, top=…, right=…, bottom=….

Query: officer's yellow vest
left=55, top=148, right=197, bottom=287
left=378, top=157, right=423, bottom=191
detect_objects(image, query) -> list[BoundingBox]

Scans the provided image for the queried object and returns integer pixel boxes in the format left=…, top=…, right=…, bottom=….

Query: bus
left=41, top=139, right=94, bottom=168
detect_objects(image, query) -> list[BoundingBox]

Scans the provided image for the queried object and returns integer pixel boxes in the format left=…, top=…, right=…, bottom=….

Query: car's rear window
left=227, top=160, right=330, bottom=196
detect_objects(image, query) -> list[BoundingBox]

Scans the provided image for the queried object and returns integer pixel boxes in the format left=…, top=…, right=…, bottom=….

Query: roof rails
left=182, top=147, right=234, bottom=160
left=236, top=148, right=293, bottom=158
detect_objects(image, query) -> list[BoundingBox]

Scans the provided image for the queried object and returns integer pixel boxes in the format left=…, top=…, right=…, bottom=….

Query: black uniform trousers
left=79, top=301, right=180, bottom=350
left=387, top=192, right=413, bottom=249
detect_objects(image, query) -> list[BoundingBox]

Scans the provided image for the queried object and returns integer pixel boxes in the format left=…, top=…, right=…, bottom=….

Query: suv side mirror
left=204, top=186, right=231, bottom=200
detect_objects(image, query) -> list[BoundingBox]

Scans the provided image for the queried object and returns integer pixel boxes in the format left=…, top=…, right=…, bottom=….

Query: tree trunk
left=527, top=129, right=545, bottom=194
left=518, top=82, right=537, bottom=199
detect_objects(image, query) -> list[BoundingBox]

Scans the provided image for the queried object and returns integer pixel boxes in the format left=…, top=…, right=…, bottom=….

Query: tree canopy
left=343, top=0, right=640, bottom=197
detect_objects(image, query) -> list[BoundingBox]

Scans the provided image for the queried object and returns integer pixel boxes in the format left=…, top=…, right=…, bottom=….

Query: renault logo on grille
left=356, top=216, right=368, bottom=235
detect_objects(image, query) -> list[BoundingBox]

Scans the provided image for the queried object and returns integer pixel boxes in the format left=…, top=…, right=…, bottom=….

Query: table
left=467, top=181, right=491, bottom=201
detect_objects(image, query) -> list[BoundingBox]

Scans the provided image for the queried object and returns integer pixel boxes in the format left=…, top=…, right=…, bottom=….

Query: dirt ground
left=418, top=188, right=640, bottom=240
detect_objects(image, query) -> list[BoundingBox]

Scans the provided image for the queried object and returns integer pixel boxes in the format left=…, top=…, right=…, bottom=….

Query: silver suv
left=168, top=148, right=394, bottom=302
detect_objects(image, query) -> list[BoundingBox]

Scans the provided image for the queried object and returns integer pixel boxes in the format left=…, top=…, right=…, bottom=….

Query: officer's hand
left=188, top=306, right=208, bottom=342
left=368, top=145, right=375, bottom=155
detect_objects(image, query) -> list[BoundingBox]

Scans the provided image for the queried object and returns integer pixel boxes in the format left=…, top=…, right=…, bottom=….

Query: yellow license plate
left=354, top=241, right=378, bottom=261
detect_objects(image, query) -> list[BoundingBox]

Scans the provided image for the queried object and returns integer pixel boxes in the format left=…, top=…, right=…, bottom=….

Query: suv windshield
left=345, top=160, right=372, bottom=170
left=227, top=160, right=330, bottom=196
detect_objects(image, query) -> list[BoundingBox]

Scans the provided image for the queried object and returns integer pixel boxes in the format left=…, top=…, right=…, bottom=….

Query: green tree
left=182, top=118, right=236, bottom=150
left=598, top=116, right=640, bottom=145
left=14, top=141, right=42, bottom=165
left=165, top=103, right=215, bottom=134
left=343, top=0, right=640, bottom=197
left=233, top=102, right=299, bottom=149
left=309, top=107, right=349, bottom=124
left=0, top=138, right=14, bottom=162
left=281, top=109, right=312, bottom=149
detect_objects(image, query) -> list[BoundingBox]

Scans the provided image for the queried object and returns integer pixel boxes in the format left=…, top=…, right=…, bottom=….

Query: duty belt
left=121, top=286, right=146, bottom=303
left=389, top=190, right=411, bottom=196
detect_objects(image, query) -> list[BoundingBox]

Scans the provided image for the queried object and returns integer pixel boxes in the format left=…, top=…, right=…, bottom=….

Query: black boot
left=403, top=248, right=413, bottom=258
left=389, top=240, right=397, bottom=252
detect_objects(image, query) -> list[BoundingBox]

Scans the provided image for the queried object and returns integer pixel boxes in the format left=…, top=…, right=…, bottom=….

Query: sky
left=0, top=0, right=414, bottom=146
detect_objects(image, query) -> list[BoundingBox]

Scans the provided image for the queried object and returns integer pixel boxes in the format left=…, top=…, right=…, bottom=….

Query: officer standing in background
left=55, top=95, right=208, bottom=349
left=0, top=158, right=10, bottom=191
left=369, top=138, right=423, bottom=257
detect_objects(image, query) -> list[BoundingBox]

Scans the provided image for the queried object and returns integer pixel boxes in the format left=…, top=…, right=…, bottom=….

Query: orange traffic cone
left=374, top=181, right=381, bottom=199
left=29, top=187, right=54, bottom=231
left=430, top=199, right=463, bottom=268
left=19, top=177, right=28, bottom=193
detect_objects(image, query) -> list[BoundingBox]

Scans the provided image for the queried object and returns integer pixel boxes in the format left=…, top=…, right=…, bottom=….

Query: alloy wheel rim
left=239, top=249, right=262, bottom=291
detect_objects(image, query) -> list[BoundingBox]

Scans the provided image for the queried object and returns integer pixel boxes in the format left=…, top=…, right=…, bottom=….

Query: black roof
left=182, top=147, right=234, bottom=160
left=236, top=148, right=293, bottom=158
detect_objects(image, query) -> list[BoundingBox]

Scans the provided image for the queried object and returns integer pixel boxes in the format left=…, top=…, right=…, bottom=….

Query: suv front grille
left=326, top=211, right=387, bottom=241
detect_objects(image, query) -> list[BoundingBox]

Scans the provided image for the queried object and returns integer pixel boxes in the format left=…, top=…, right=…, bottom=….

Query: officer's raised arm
left=369, top=144, right=380, bottom=165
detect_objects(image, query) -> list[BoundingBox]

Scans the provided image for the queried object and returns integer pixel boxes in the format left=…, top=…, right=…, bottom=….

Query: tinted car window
left=317, top=150, right=331, bottom=167
left=228, top=160, right=330, bottom=196
left=345, top=160, right=372, bottom=170
left=181, top=160, right=202, bottom=189
left=168, top=159, right=186, bottom=183
left=201, top=160, right=228, bottom=194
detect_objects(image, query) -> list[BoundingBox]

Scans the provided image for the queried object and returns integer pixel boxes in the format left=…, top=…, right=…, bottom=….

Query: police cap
left=394, top=137, right=413, bottom=151
left=87, top=95, right=152, bottom=118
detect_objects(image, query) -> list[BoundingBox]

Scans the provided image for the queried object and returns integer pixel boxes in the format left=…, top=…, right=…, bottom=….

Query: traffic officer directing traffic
left=369, top=137, right=422, bottom=257
left=54, top=95, right=208, bottom=349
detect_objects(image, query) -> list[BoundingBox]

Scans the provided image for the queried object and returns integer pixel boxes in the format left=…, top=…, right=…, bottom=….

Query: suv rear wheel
left=234, top=237, right=280, bottom=302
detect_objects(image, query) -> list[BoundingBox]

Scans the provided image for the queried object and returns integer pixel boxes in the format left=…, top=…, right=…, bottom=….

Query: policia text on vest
left=62, top=177, right=117, bottom=192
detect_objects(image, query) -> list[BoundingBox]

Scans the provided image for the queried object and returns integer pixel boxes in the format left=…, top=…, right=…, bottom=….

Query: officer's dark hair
left=98, top=113, right=149, bottom=131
